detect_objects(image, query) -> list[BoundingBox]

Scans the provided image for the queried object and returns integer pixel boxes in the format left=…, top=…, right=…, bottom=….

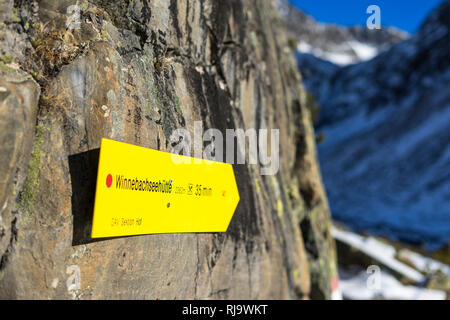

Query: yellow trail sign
left=91, top=138, right=240, bottom=238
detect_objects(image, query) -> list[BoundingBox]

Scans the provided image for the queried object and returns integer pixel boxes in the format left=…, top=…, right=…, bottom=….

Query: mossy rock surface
left=0, top=0, right=337, bottom=299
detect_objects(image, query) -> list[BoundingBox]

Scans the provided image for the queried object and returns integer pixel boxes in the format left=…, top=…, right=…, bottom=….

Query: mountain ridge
left=276, top=0, right=409, bottom=65
left=289, top=0, right=450, bottom=250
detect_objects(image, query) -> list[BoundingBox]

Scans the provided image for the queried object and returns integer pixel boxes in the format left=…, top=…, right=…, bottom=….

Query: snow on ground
left=347, top=40, right=379, bottom=61
left=333, top=226, right=449, bottom=300
left=339, top=267, right=446, bottom=300
left=397, top=249, right=450, bottom=276
left=297, top=41, right=355, bottom=66
left=332, top=227, right=426, bottom=283
left=297, top=40, right=379, bottom=66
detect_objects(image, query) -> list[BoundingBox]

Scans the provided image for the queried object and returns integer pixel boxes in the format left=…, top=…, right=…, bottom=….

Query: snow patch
left=340, top=268, right=446, bottom=300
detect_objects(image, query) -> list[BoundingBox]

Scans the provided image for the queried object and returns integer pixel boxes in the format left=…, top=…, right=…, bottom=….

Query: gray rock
left=0, top=0, right=337, bottom=299
left=0, top=63, right=40, bottom=295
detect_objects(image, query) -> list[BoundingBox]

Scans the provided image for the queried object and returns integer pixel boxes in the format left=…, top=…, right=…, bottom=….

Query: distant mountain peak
left=276, top=0, right=409, bottom=65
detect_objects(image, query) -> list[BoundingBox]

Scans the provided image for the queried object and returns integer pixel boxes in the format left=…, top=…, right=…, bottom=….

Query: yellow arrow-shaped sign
left=91, top=138, right=240, bottom=238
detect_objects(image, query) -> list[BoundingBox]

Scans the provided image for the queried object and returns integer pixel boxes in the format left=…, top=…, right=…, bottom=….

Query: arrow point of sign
left=220, top=165, right=240, bottom=232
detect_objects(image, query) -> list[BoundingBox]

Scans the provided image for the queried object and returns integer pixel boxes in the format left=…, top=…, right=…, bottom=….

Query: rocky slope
left=276, top=0, right=408, bottom=65
left=0, top=0, right=337, bottom=299
left=296, top=1, right=450, bottom=250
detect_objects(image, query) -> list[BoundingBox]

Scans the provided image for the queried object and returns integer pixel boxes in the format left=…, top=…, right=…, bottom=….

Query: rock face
left=0, top=0, right=337, bottom=299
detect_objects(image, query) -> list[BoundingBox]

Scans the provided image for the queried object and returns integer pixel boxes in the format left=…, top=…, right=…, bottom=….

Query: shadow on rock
left=68, top=148, right=105, bottom=246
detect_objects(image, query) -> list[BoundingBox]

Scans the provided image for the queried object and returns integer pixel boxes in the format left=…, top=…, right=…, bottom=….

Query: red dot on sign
left=331, top=276, right=339, bottom=292
left=106, top=174, right=113, bottom=188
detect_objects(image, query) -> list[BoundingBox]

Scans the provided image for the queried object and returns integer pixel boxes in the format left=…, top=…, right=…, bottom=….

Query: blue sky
left=287, top=0, right=444, bottom=33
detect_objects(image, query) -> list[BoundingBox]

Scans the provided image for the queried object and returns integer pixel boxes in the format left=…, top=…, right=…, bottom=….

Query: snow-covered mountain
left=276, top=0, right=409, bottom=65
left=280, top=0, right=450, bottom=250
